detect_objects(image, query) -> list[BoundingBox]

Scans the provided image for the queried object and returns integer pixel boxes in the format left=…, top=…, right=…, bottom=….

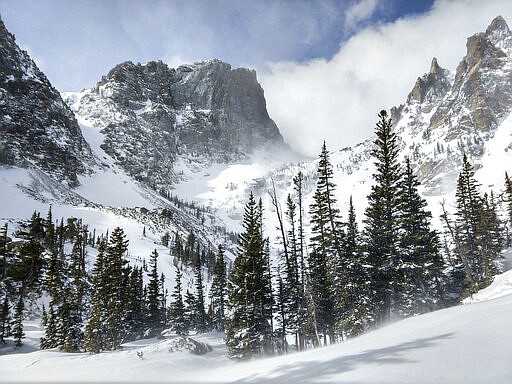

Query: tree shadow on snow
left=230, top=332, right=455, bottom=384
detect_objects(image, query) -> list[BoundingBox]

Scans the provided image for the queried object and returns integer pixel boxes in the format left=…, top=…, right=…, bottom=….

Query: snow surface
left=1, top=275, right=511, bottom=383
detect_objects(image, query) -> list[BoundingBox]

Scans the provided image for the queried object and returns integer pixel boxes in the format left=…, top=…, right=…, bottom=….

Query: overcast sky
left=1, top=0, right=511, bottom=157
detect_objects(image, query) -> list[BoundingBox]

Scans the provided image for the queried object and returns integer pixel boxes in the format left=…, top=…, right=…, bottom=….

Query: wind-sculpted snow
left=2, top=275, right=511, bottom=383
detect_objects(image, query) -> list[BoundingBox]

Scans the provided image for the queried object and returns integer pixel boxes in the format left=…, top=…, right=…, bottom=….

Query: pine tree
left=226, top=192, right=273, bottom=359
left=125, top=266, right=144, bottom=340
left=336, top=197, right=372, bottom=337
left=363, top=110, right=403, bottom=325
left=168, top=266, right=187, bottom=335
left=83, top=239, right=106, bottom=352
left=0, top=295, right=10, bottom=344
left=504, top=172, right=512, bottom=245
left=12, top=294, right=24, bottom=347
left=210, top=245, right=227, bottom=331
left=40, top=305, right=58, bottom=349
left=455, top=154, right=484, bottom=296
left=292, top=171, right=309, bottom=350
left=479, top=192, right=502, bottom=283
left=146, top=250, right=163, bottom=336
left=194, top=248, right=208, bottom=333
left=44, top=206, right=55, bottom=250
left=396, top=158, right=444, bottom=316
left=308, top=142, right=342, bottom=343
left=102, top=227, right=129, bottom=350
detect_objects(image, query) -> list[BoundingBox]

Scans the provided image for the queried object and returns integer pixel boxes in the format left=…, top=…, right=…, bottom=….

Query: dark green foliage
left=0, top=295, right=10, bottom=343
left=146, top=250, right=164, bottom=336
left=453, top=154, right=503, bottom=294
left=308, top=142, right=341, bottom=343
left=504, top=172, right=512, bottom=244
left=168, top=266, right=187, bottom=335
left=125, top=266, right=145, bottom=339
left=102, top=227, right=130, bottom=350
left=396, top=158, right=444, bottom=316
left=209, top=245, right=227, bottom=331
left=363, top=110, right=403, bottom=325
left=12, top=294, right=24, bottom=347
left=226, top=193, right=273, bottom=359
left=193, top=249, right=209, bottom=333
left=336, top=197, right=373, bottom=337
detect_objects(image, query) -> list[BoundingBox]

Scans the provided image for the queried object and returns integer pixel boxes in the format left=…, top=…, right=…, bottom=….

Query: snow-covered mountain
left=192, top=15, right=512, bottom=232
left=0, top=18, right=95, bottom=187
left=63, top=58, right=291, bottom=191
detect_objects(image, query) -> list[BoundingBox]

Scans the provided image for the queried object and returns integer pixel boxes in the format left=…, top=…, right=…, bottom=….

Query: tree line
left=1, top=110, right=510, bottom=359
left=224, top=110, right=511, bottom=358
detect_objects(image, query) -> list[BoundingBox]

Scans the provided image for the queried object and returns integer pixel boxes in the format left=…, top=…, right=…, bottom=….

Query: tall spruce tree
left=308, top=141, right=342, bottom=343
left=193, top=249, right=208, bottom=332
left=504, top=172, right=512, bottom=245
left=102, top=227, right=129, bottom=350
left=168, top=266, right=187, bottom=335
left=0, top=295, right=10, bottom=344
left=336, top=197, right=372, bottom=337
left=292, top=171, right=309, bottom=350
left=209, top=245, right=227, bottom=331
left=396, top=158, right=444, bottom=316
left=363, top=110, right=403, bottom=325
left=12, top=294, right=24, bottom=347
left=83, top=239, right=107, bottom=352
left=226, top=192, right=272, bottom=359
left=146, top=250, right=163, bottom=336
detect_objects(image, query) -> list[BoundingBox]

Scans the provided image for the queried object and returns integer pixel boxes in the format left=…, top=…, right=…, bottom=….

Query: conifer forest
left=1, top=110, right=510, bottom=359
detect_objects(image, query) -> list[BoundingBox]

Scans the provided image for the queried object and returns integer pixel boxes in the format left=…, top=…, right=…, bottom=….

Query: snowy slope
left=2, top=271, right=511, bottom=383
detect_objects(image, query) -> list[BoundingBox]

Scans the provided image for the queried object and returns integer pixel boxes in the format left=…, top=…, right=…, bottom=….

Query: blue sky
left=0, top=0, right=434, bottom=91
left=0, top=0, right=510, bottom=156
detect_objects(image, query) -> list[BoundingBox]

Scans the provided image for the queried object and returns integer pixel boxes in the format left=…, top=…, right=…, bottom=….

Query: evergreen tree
left=308, top=142, right=342, bottom=343
left=396, top=158, right=444, bottom=316
left=125, top=266, right=144, bottom=339
left=102, top=227, right=129, bottom=350
left=209, top=245, right=227, bottom=331
left=453, top=154, right=502, bottom=293
left=0, top=295, right=10, bottom=344
left=479, top=192, right=503, bottom=281
left=363, top=110, right=403, bottom=325
left=336, top=197, right=372, bottom=337
left=504, top=172, right=512, bottom=244
left=194, top=247, right=208, bottom=333
left=40, top=306, right=58, bottom=349
left=184, top=290, right=196, bottom=330
left=226, top=192, right=273, bottom=359
left=83, top=241, right=107, bottom=352
left=44, top=206, right=55, bottom=250
left=12, top=294, right=24, bottom=347
left=146, top=250, right=163, bottom=336
left=292, top=171, right=309, bottom=350
left=168, top=266, right=187, bottom=335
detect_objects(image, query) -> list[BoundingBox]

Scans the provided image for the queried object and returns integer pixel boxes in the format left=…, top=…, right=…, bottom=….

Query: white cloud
left=345, top=0, right=380, bottom=31
left=261, top=0, right=512, bottom=157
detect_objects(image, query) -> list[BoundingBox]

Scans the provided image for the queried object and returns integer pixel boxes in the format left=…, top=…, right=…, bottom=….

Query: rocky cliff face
left=0, top=19, right=95, bottom=187
left=66, top=59, right=286, bottom=188
left=385, top=15, right=512, bottom=194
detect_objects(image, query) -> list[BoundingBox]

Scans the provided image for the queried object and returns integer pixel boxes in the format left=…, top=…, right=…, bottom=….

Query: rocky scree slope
left=0, top=18, right=95, bottom=187
left=65, top=59, right=287, bottom=190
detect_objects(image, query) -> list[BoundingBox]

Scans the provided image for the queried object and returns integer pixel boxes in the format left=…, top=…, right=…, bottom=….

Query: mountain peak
left=486, top=15, right=510, bottom=36
left=429, top=57, right=442, bottom=75
left=0, top=18, right=95, bottom=186
left=408, top=57, right=451, bottom=105
left=485, top=15, right=512, bottom=55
